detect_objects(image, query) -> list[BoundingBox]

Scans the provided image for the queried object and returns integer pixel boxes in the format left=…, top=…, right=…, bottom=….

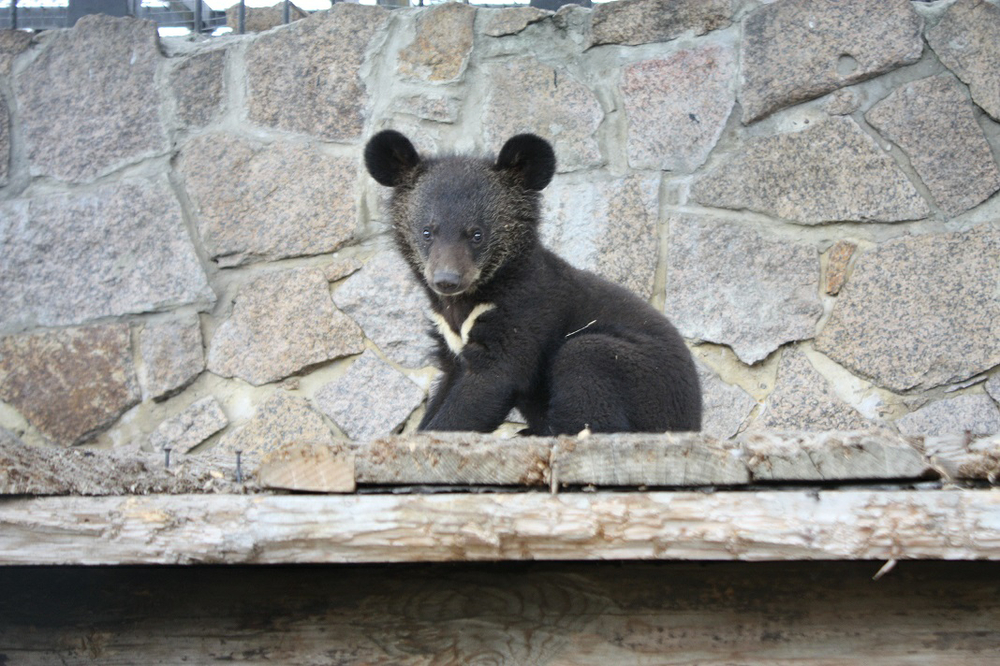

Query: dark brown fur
left=365, top=130, right=702, bottom=434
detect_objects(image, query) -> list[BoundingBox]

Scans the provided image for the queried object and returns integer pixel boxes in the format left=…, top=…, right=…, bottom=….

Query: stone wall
left=1, top=0, right=999, bottom=455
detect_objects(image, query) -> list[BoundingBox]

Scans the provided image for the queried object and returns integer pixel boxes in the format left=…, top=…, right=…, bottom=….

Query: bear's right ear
left=364, top=130, right=421, bottom=187
left=495, top=134, right=556, bottom=191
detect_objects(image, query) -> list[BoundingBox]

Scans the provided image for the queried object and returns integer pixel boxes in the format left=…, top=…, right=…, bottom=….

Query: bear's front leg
left=419, top=369, right=517, bottom=433
left=418, top=367, right=458, bottom=430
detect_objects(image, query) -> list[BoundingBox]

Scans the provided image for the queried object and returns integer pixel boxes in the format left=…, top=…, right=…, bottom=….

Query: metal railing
left=2, top=0, right=70, bottom=31
left=0, top=0, right=480, bottom=35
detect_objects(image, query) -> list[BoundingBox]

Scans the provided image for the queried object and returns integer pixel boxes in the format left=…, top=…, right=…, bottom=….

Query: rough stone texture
left=226, top=2, right=307, bottom=32
left=215, top=391, right=337, bottom=466
left=739, top=0, right=924, bottom=123
left=140, top=317, right=205, bottom=402
left=332, top=251, right=434, bottom=370
left=816, top=227, right=1000, bottom=392
left=0, top=427, right=21, bottom=448
left=0, top=29, right=32, bottom=75
left=0, top=180, right=214, bottom=331
left=690, top=118, right=930, bottom=224
left=323, top=258, right=364, bottom=283
left=207, top=269, right=364, bottom=386
left=314, top=350, right=424, bottom=441
left=0, top=325, right=139, bottom=446
left=753, top=347, right=871, bottom=431
left=0, top=98, right=8, bottom=186
left=926, top=0, right=1000, bottom=121
left=621, top=44, right=736, bottom=172
left=664, top=214, right=822, bottom=365
left=4, top=3, right=996, bottom=473
left=398, top=3, right=475, bottom=83
left=698, top=364, right=755, bottom=440
left=823, top=88, right=861, bottom=116
left=14, top=16, right=167, bottom=182
left=169, top=49, right=226, bottom=129
left=246, top=4, right=389, bottom=141
left=394, top=94, right=461, bottom=124
left=148, top=396, right=229, bottom=454
left=897, top=394, right=1000, bottom=438
left=988, top=375, right=1000, bottom=405
left=824, top=240, right=857, bottom=296
left=483, top=57, right=604, bottom=172
left=542, top=174, right=660, bottom=298
left=178, top=134, right=358, bottom=267
left=865, top=75, right=1000, bottom=216
left=591, top=0, right=731, bottom=47
left=483, top=6, right=550, bottom=37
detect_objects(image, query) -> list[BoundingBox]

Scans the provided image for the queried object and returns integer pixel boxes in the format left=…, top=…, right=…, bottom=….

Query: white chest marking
left=432, top=303, right=496, bottom=355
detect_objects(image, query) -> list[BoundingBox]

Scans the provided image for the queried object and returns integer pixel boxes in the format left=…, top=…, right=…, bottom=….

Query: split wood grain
left=740, top=430, right=932, bottom=482
left=1, top=489, right=997, bottom=565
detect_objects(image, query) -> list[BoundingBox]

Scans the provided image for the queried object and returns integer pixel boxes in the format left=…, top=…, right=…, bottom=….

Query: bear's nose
left=432, top=270, right=464, bottom=294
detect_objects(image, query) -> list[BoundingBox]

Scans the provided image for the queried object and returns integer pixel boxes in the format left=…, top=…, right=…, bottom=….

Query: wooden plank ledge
left=1, top=489, right=997, bottom=565
left=10, top=430, right=997, bottom=496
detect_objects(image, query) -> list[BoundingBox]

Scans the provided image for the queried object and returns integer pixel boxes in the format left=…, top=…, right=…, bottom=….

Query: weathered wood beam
left=5, top=431, right=996, bottom=496
left=355, top=432, right=554, bottom=486
left=0, top=434, right=244, bottom=496
left=739, top=430, right=932, bottom=482
left=356, top=431, right=936, bottom=487
left=1, top=490, right=997, bottom=565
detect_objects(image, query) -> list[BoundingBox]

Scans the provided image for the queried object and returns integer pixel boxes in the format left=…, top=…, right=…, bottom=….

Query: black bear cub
left=364, top=130, right=702, bottom=435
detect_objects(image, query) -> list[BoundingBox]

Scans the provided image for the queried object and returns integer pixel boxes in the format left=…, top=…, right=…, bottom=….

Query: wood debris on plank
left=740, top=430, right=932, bottom=482
left=919, top=432, right=1000, bottom=483
left=3, top=430, right=998, bottom=497
left=0, top=430, right=249, bottom=496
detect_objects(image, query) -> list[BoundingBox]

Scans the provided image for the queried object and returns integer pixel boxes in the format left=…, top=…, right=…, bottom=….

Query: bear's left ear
left=364, top=130, right=421, bottom=187
left=495, top=134, right=556, bottom=191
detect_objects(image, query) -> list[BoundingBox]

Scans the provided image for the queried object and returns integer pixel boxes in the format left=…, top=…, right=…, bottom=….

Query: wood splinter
left=872, top=558, right=898, bottom=581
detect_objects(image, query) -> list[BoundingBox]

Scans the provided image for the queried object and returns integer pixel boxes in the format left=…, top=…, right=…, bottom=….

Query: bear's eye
left=422, top=227, right=432, bottom=242
left=470, top=229, right=483, bottom=244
